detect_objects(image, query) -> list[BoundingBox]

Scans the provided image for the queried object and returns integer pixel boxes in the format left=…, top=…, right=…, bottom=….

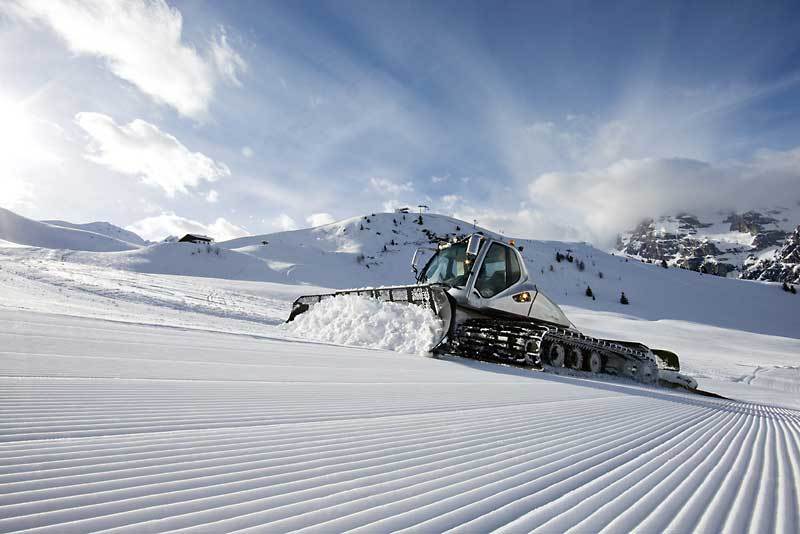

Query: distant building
left=178, top=234, right=213, bottom=244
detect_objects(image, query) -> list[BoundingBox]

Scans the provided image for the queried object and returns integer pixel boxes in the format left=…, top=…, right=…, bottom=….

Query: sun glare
left=0, top=95, right=57, bottom=174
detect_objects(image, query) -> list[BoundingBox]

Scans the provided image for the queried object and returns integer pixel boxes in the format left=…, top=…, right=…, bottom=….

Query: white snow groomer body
left=288, top=234, right=696, bottom=390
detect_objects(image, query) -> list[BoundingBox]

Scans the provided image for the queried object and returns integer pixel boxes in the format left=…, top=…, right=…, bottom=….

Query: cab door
left=466, top=241, right=531, bottom=315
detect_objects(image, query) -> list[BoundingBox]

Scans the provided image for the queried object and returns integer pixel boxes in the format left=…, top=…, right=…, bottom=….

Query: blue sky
left=2, top=0, right=800, bottom=244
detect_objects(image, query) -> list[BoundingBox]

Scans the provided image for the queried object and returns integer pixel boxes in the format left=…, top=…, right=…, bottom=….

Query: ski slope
left=1, top=310, right=799, bottom=533
left=2, top=207, right=800, bottom=532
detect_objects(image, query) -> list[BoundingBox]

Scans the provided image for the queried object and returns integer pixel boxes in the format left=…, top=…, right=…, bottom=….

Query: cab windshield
left=420, top=242, right=469, bottom=287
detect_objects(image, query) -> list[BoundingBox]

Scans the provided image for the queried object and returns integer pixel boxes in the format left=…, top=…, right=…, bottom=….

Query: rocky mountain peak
left=617, top=207, right=799, bottom=282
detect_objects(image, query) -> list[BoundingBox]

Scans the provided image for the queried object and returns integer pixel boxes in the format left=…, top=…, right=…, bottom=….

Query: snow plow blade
left=652, top=349, right=680, bottom=371
left=287, top=284, right=454, bottom=345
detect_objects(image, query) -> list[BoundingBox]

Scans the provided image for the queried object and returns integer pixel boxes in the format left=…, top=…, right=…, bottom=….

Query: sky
left=2, top=0, right=800, bottom=246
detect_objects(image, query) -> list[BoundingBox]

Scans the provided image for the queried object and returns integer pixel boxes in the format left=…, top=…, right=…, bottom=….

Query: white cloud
left=306, top=212, right=335, bottom=227
left=9, top=0, right=246, bottom=118
left=241, top=146, right=254, bottom=158
left=205, top=190, right=219, bottom=203
left=369, top=177, right=414, bottom=196
left=127, top=212, right=248, bottom=241
left=440, top=194, right=462, bottom=209
left=528, top=149, right=800, bottom=246
left=211, top=27, right=247, bottom=87
left=431, top=175, right=448, bottom=184
left=273, top=213, right=297, bottom=231
left=75, top=112, right=230, bottom=196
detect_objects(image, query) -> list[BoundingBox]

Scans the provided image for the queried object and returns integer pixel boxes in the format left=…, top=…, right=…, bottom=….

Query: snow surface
left=1, top=207, right=800, bottom=532
left=282, top=294, right=444, bottom=355
left=41, top=219, right=147, bottom=246
left=0, top=207, right=138, bottom=252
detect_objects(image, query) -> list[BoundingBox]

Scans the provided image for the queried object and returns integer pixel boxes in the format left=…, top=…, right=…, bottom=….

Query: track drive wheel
left=587, top=350, right=604, bottom=373
left=567, top=346, right=583, bottom=370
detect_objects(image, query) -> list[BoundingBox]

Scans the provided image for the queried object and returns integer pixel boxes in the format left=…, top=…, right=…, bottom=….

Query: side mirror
left=411, top=248, right=422, bottom=279
left=466, top=234, right=481, bottom=257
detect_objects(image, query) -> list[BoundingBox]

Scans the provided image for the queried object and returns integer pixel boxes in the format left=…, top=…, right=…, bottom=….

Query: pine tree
left=555, top=252, right=564, bottom=263
left=598, top=271, right=604, bottom=279
left=620, top=291, right=629, bottom=305
left=782, top=281, right=790, bottom=292
left=359, top=224, right=364, bottom=230
left=578, top=260, right=585, bottom=271
left=585, top=286, right=594, bottom=298
left=661, top=259, right=668, bottom=269
left=383, top=244, right=387, bottom=252
left=791, top=285, right=797, bottom=295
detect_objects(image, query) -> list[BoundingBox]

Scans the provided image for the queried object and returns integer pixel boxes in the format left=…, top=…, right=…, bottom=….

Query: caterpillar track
left=442, top=317, right=661, bottom=385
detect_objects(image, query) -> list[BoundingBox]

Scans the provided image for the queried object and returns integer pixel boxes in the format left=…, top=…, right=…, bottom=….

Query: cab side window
left=475, top=243, right=520, bottom=297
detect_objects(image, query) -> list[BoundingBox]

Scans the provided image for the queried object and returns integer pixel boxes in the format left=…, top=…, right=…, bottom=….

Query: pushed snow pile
left=282, top=294, right=444, bottom=355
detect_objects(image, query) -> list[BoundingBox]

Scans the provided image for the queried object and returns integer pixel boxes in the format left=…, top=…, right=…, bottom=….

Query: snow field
left=2, top=207, right=800, bottom=532
left=281, top=294, right=444, bottom=355
left=0, top=312, right=798, bottom=533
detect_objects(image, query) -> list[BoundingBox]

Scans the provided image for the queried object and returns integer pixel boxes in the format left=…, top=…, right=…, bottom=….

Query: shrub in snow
left=585, top=286, right=594, bottom=298
left=791, top=285, right=797, bottom=294
left=598, top=271, right=604, bottom=279
left=555, top=252, right=564, bottom=263
left=620, top=291, right=629, bottom=305
left=782, top=282, right=790, bottom=292
left=578, top=260, right=585, bottom=271
left=281, top=295, right=444, bottom=355
left=661, top=259, right=668, bottom=268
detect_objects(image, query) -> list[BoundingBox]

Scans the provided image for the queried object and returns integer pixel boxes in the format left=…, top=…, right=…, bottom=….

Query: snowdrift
left=282, top=294, right=444, bottom=354
left=0, top=207, right=137, bottom=252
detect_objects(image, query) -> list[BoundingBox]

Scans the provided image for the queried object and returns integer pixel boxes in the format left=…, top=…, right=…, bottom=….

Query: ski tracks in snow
left=0, top=313, right=799, bottom=533
left=0, top=387, right=798, bottom=532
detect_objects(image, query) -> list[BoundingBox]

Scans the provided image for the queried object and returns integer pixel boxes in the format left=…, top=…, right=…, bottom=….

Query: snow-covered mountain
left=2, top=206, right=797, bottom=336
left=617, top=204, right=800, bottom=283
left=42, top=219, right=148, bottom=246
left=0, top=207, right=140, bottom=252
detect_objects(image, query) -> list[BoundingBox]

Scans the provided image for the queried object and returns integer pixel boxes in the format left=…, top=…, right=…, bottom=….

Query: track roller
left=548, top=342, right=566, bottom=367
left=567, top=346, right=583, bottom=370
left=587, top=350, right=604, bottom=374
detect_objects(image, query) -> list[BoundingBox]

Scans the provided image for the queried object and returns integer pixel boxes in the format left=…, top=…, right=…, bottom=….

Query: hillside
left=65, top=241, right=289, bottom=283
left=42, top=219, right=147, bottom=246
left=220, top=211, right=799, bottom=339
left=0, top=206, right=139, bottom=252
